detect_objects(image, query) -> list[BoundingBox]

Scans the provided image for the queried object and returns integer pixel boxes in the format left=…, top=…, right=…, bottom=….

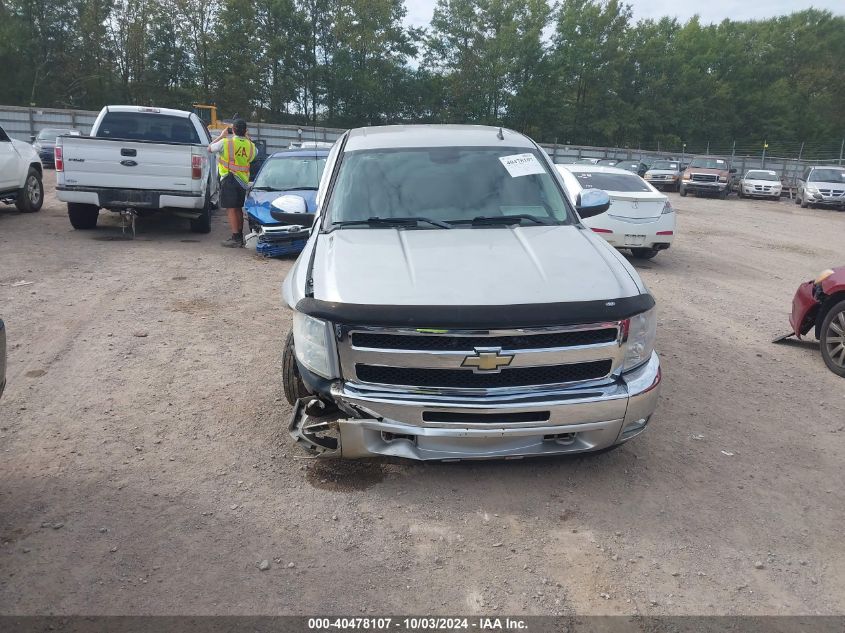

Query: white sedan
left=738, top=169, right=782, bottom=200
left=556, top=164, right=675, bottom=260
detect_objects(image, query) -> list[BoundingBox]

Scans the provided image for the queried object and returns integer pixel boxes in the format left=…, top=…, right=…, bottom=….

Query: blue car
left=32, top=128, right=80, bottom=167
left=244, top=149, right=329, bottom=257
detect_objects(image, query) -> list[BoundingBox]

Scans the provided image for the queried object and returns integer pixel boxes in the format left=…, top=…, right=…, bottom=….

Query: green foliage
left=0, top=0, right=841, bottom=154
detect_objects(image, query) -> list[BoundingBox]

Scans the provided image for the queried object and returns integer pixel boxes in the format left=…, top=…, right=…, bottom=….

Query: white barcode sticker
left=499, top=153, right=546, bottom=178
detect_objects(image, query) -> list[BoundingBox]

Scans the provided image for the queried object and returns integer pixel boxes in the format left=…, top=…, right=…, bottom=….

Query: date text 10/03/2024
left=307, top=618, right=529, bottom=631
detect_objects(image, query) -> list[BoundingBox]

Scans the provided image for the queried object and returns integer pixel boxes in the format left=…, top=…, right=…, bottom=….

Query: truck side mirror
left=576, top=189, right=611, bottom=219
left=729, top=168, right=737, bottom=174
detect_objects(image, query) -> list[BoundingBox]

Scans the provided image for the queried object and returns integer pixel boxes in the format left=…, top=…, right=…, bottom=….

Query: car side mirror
left=270, top=194, right=311, bottom=224
left=576, top=189, right=611, bottom=219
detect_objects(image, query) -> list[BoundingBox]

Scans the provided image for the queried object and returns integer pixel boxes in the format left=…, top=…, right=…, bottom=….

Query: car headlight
left=623, top=308, right=657, bottom=372
left=806, top=186, right=819, bottom=193
left=292, top=312, right=337, bottom=378
left=815, top=269, right=835, bottom=284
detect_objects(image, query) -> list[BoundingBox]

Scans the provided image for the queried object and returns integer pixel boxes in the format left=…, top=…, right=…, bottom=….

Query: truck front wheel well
left=815, top=291, right=845, bottom=339
left=30, top=162, right=42, bottom=177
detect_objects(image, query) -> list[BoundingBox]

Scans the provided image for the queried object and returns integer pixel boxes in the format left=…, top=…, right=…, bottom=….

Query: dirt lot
left=1, top=171, right=844, bottom=616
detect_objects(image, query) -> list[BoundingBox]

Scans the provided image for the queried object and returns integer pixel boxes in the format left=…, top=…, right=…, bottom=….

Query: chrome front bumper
left=290, top=352, right=661, bottom=461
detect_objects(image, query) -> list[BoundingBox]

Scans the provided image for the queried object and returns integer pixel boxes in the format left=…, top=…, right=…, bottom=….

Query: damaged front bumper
left=289, top=352, right=661, bottom=461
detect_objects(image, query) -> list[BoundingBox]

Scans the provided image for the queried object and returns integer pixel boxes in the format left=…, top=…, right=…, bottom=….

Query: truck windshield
left=809, top=169, right=845, bottom=183
left=689, top=157, right=727, bottom=169
left=650, top=161, right=678, bottom=170
left=95, top=112, right=201, bottom=144
left=745, top=171, right=778, bottom=181
left=325, top=147, right=573, bottom=227
left=573, top=172, right=650, bottom=192
left=253, top=155, right=327, bottom=191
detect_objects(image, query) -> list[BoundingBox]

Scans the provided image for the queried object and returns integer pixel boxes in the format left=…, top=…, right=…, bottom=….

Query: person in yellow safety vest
left=208, top=118, right=257, bottom=248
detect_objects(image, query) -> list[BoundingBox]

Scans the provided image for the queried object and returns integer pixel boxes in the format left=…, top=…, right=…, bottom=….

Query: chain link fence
left=3, top=104, right=842, bottom=189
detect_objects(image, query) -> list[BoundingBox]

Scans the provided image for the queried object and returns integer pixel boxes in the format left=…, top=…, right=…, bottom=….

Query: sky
left=403, top=0, right=844, bottom=29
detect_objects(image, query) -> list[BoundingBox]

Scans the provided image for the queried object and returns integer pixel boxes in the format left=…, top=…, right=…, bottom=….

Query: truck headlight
left=644, top=172, right=653, bottom=178
left=718, top=176, right=727, bottom=182
left=623, top=308, right=657, bottom=372
left=292, top=312, right=337, bottom=378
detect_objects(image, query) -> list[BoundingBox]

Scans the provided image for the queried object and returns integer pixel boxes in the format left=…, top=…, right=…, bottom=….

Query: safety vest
left=218, top=135, right=256, bottom=184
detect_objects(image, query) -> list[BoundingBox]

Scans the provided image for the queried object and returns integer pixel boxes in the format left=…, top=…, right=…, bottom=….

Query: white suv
left=0, top=124, right=44, bottom=213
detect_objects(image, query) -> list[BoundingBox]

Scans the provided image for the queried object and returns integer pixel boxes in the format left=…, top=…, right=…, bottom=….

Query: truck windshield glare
left=326, top=148, right=573, bottom=227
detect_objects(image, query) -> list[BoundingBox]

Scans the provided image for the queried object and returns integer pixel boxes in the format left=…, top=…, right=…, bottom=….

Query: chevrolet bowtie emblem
left=461, top=348, right=514, bottom=372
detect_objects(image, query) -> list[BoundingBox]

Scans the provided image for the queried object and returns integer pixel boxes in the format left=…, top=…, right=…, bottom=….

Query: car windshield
left=809, top=169, right=845, bottom=183
left=618, top=163, right=641, bottom=171
left=573, top=171, right=650, bottom=192
left=745, top=171, right=778, bottom=181
left=253, top=155, right=327, bottom=191
left=689, top=157, right=727, bottom=169
left=597, top=159, right=617, bottom=165
left=325, top=147, right=573, bottom=227
left=650, top=161, right=678, bottom=170
left=37, top=128, right=75, bottom=140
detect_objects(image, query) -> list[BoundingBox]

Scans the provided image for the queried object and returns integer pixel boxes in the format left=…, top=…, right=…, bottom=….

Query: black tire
left=283, top=331, right=310, bottom=405
left=15, top=167, right=43, bottom=213
left=189, top=193, right=212, bottom=233
left=631, top=247, right=659, bottom=260
left=800, top=192, right=808, bottom=208
left=679, top=185, right=687, bottom=197
left=718, top=188, right=728, bottom=200
left=793, top=193, right=800, bottom=205
left=67, top=203, right=99, bottom=229
left=819, top=299, right=845, bottom=378
left=738, top=189, right=744, bottom=199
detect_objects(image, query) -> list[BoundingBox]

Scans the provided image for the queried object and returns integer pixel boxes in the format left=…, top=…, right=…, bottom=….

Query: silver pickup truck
left=282, top=125, right=661, bottom=461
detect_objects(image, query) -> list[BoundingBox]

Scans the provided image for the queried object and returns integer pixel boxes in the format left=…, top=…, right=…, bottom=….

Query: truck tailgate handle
left=121, top=148, right=137, bottom=157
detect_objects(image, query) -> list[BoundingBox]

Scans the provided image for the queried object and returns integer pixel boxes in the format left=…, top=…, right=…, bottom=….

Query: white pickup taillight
left=191, top=155, right=202, bottom=179
left=55, top=146, right=64, bottom=172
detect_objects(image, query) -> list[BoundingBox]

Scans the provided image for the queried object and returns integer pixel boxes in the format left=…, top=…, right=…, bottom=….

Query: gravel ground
left=1, top=172, right=844, bottom=616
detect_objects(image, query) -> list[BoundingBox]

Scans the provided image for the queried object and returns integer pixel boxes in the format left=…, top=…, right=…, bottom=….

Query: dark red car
left=781, top=266, right=845, bottom=377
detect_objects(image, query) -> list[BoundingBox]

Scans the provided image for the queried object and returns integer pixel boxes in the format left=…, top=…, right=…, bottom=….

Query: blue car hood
left=245, top=190, right=318, bottom=226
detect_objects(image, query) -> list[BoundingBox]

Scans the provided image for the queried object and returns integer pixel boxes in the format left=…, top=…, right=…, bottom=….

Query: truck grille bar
left=338, top=324, right=624, bottom=395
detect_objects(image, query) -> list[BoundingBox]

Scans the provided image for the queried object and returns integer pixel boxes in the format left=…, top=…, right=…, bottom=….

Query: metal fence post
left=730, top=140, right=735, bottom=169
left=27, top=107, right=34, bottom=140
left=839, top=138, right=844, bottom=166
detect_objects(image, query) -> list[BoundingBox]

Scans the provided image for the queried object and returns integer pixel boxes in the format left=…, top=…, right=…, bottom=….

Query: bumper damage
left=289, top=352, right=661, bottom=461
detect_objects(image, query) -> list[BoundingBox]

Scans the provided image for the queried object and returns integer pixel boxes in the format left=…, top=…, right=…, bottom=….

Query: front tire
left=67, top=203, right=99, bottom=229
left=15, top=167, right=43, bottom=213
left=631, top=247, right=659, bottom=260
left=679, top=185, right=687, bottom=197
left=820, top=299, right=845, bottom=378
left=719, top=188, right=728, bottom=200
left=283, top=331, right=310, bottom=405
left=800, top=192, right=808, bottom=208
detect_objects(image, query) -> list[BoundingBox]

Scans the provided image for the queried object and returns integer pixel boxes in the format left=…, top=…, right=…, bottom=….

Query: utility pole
left=762, top=141, right=768, bottom=168
left=706, top=140, right=710, bottom=154
left=730, top=140, right=736, bottom=169
left=682, top=143, right=686, bottom=164
left=839, top=138, right=844, bottom=166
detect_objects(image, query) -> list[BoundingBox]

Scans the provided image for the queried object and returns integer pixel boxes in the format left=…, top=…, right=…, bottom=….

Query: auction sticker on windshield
left=499, top=153, right=546, bottom=178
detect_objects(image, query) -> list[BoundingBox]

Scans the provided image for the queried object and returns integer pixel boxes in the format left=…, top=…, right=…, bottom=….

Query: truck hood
left=311, top=225, right=641, bottom=306
left=647, top=169, right=678, bottom=176
left=685, top=167, right=727, bottom=176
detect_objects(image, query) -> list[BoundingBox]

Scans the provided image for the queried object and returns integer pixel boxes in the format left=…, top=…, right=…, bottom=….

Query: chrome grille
left=691, top=173, right=718, bottom=182
left=338, top=324, right=623, bottom=394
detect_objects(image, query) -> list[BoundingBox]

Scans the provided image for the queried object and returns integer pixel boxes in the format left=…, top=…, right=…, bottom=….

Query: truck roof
left=102, top=105, right=193, bottom=118
left=344, top=124, right=535, bottom=152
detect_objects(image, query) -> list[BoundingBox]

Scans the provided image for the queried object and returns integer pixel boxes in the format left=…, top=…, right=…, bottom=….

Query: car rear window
left=809, top=169, right=845, bottom=183
left=95, top=112, right=201, bottom=144
left=573, top=172, right=650, bottom=192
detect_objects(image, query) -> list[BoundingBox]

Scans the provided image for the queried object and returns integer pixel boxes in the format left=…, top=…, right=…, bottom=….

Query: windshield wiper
left=450, top=214, right=554, bottom=226
left=250, top=186, right=275, bottom=191
left=332, top=217, right=452, bottom=229
left=279, top=186, right=318, bottom=191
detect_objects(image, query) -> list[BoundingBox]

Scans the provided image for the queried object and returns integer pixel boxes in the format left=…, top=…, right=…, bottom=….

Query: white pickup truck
left=56, top=106, right=218, bottom=233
